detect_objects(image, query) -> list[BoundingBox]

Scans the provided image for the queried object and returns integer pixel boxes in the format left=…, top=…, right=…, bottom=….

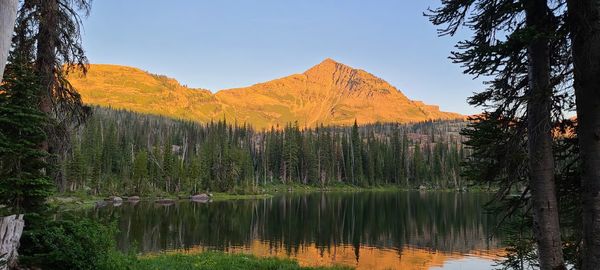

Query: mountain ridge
left=68, top=59, right=463, bottom=129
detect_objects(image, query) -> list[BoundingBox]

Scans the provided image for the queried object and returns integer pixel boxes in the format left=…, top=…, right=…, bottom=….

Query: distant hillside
left=68, top=59, right=463, bottom=129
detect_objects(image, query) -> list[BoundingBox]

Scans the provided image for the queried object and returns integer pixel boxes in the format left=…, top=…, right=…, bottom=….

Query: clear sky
left=81, top=0, right=483, bottom=115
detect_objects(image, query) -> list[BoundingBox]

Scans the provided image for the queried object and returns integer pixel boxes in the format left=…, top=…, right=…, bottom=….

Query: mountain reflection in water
left=84, top=191, right=504, bottom=269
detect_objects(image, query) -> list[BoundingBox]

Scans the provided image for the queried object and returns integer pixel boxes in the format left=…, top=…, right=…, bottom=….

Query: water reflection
left=170, top=241, right=503, bottom=270
left=85, top=191, right=504, bottom=269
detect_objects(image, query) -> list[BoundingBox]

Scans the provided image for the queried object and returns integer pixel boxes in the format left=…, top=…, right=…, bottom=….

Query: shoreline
left=48, top=184, right=495, bottom=210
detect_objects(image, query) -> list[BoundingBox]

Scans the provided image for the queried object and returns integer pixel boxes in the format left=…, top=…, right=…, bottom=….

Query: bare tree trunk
left=0, top=215, right=24, bottom=270
left=0, top=0, right=18, bottom=81
left=525, top=1, right=566, bottom=269
left=567, top=1, right=600, bottom=269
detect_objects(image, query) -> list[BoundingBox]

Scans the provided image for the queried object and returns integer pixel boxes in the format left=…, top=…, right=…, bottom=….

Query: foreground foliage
left=18, top=215, right=136, bottom=270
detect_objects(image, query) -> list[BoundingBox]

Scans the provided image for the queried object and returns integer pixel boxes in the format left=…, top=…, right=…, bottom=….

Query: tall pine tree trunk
left=525, top=1, right=565, bottom=269
left=35, top=0, right=63, bottom=190
left=0, top=0, right=18, bottom=81
left=36, top=0, right=57, bottom=121
left=567, top=1, right=600, bottom=269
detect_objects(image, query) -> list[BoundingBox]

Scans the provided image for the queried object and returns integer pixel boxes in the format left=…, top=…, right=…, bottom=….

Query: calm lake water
left=85, top=191, right=504, bottom=270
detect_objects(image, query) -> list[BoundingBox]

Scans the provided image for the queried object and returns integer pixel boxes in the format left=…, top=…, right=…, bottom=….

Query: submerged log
left=0, top=214, right=24, bottom=270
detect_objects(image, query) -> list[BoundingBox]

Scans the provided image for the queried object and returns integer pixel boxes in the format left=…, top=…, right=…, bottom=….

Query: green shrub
left=19, top=216, right=137, bottom=270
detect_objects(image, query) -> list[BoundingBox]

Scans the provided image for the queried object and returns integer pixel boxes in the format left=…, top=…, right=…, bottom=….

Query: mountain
left=68, top=59, right=463, bottom=129
left=67, top=64, right=222, bottom=122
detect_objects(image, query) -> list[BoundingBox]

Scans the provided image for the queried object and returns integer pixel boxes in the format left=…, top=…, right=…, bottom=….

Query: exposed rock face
left=69, top=59, right=463, bottom=129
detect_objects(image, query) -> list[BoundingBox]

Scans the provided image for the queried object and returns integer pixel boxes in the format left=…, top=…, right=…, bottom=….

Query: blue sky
left=82, top=0, right=483, bottom=115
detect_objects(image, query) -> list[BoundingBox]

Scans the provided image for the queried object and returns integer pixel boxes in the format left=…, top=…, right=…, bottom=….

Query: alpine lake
left=78, top=191, right=504, bottom=270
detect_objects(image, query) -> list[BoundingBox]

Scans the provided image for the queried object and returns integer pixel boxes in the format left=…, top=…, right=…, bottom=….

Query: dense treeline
left=63, top=107, right=468, bottom=195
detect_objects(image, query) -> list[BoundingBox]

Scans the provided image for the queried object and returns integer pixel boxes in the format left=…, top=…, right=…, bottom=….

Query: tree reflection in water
left=84, top=191, right=504, bottom=269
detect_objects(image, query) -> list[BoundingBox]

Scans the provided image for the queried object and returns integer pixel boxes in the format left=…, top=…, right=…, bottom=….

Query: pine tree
left=281, top=123, right=299, bottom=183
left=132, top=150, right=148, bottom=194
left=412, top=142, right=424, bottom=186
left=162, top=138, right=173, bottom=193
left=428, top=1, right=571, bottom=268
left=188, top=156, right=202, bottom=194
left=0, top=61, right=54, bottom=212
left=67, top=145, right=85, bottom=191
left=14, top=0, right=93, bottom=190
left=350, top=120, right=364, bottom=186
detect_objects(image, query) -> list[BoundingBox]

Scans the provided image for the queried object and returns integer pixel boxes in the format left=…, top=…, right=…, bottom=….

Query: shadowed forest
left=63, top=108, right=467, bottom=195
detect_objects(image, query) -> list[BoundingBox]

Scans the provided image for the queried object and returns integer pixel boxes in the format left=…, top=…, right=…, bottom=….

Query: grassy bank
left=135, top=252, right=351, bottom=270
left=210, top=193, right=272, bottom=201
left=47, top=193, right=104, bottom=210
left=259, top=182, right=408, bottom=193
